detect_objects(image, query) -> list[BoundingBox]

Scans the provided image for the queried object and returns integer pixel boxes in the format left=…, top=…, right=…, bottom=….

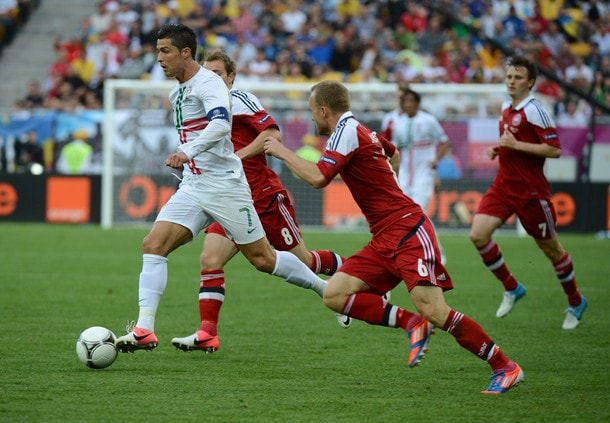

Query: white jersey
left=169, top=66, right=242, bottom=179
left=158, top=66, right=265, bottom=244
left=389, top=110, right=448, bottom=195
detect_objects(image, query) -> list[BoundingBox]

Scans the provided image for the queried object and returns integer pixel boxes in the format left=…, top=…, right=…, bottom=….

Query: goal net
left=102, top=79, right=509, bottom=230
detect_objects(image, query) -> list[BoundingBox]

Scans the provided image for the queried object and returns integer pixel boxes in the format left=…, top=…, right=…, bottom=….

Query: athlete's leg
left=470, top=213, right=520, bottom=291
left=410, top=285, right=518, bottom=373
left=535, top=236, right=584, bottom=308
left=238, top=237, right=327, bottom=296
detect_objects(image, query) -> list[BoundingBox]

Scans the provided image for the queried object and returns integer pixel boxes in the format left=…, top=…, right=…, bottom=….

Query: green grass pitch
left=1, top=223, right=608, bottom=422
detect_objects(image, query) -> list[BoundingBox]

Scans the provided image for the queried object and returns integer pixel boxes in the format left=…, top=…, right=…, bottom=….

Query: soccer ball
left=76, top=326, right=118, bottom=369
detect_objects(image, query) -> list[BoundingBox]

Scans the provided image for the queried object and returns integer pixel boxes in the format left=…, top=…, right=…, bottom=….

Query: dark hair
left=507, top=55, right=538, bottom=82
left=157, top=24, right=198, bottom=60
left=310, top=80, right=350, bottom=113
left=401, top=88, right=421, bottom=104
left=204, top=49, right=237, bottom=76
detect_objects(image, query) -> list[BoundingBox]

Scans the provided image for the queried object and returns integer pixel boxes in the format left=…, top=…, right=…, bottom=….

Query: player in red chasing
left=469, top=55, right=587, bottom=329
left=264, top=80, right=523, bottom=394
left=115, top=25, right=343, bottom=355
left=171, top=50, right=348, bottom=353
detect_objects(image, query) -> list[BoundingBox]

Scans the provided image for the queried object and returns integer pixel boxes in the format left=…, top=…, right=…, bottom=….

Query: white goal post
left=102, top=79, right=507, bottom=229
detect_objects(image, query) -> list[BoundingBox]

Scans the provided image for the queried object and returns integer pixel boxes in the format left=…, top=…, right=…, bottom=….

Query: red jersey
left=230, top=89, right=284, bottom=209
left=494, top=95, right=560, bottom=199
left=316, top=112, right=422, bottom=235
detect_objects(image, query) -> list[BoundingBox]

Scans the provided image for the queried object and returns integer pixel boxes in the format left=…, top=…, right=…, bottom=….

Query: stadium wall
left=0, top=173, right=608, bottom=234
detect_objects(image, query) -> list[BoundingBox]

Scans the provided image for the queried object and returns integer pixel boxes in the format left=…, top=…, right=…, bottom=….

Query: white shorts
left=156, top=173, right=265, bottom=245
left=402, top=182, right=434, bottom=213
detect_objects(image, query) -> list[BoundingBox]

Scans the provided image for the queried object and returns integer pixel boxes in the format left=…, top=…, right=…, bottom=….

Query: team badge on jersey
left=511, top=114, right=522, bottom=127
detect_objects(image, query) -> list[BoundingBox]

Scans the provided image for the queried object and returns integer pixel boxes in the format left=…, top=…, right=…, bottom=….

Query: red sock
left=478, top=240, right=518, bottom=291
left=442, top=309, right=509, bottom=370
left=342, top=293, right=417, bottom=328
left=310, top=250, right=344, bottom=275
left=198, top=270, right=225, bottom=336
left=553, top=253, right=581, bottom=306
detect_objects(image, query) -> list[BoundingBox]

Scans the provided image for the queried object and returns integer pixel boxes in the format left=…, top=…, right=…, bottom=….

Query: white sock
left=136, top=254, right=168, bottom=331
left=272, top=250, right=327, bottom=297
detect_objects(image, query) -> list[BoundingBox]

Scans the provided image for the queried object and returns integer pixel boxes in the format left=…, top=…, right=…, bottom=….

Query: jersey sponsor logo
left=320, top=156, right=336, bottom=165
left=511, top=114, right=522, bottom=126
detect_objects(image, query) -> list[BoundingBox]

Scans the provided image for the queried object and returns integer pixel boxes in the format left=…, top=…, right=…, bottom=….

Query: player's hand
left=499, top=126, right=518, bottom=149
left=165, top=152, right=189, bottom=169
left=263, top=136, right=284, bottom=158
left=488, top=145, right=500, bottom=160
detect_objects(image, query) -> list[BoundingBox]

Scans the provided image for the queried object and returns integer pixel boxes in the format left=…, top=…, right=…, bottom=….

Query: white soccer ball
left=76, top=326, right=118, bottom=369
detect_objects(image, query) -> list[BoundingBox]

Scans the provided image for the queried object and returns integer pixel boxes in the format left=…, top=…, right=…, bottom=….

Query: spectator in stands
left=541, top=21, right=566, bottom=57
left=308, top=30, right=335, bottom=68
left=14, top=130, right=44, bottom=174
left=351, top=3, right=376, bottom=42
left=114, top=1, right=140, bottom=37
left=422, top=54, right=450, bottom=83
left=118, top=46, right=146, bottom=79
left=394, top=53, right=424, bottom=84
left=465, top=57, right=492, bottom=83
left=584, top=0, right=607, bottom=25
left=227, top=33, right=257, bottom=74
left=295, top=134, right=322, bottom=164
left=247, top=47, right=274, bottom=80
left=564, top=54, right=594, bottom=91
left=328, top=31, right=355, bottom=76
left=437, top=143, right=462, bottom=181
left=584, top=42, right=604, bottom=74
left=0, top=0, right=18, bottom=46
left=71, top=48, right=96, bottom=85
left=555, top=99, right=589, bottom=127
left=590, top=19, right=610, bottom=56
left=89, top=1, right=112, bottom=35
left=590, top=69, right=610, bottom=113
left=399, top=1, right=426, bottom=36
left=502, top=6, right=526, bottom=40
left=56, top=129, right=93, bottom=175
left=416, top=13, right=447, bottom=58
left=527, top=3, right=549, bottom=36
left=279, top=0, right=307, bottom=35
left=22, top=79, right=44, bottom=109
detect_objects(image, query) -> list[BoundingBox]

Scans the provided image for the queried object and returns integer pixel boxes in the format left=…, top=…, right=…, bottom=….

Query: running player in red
left=171, top=50, right=348, bottom=353
left=469, top=55, right=587, bottom=330
left=115, top=25, right=339, bottom=355
left=264, top=80, right=523, bottom=394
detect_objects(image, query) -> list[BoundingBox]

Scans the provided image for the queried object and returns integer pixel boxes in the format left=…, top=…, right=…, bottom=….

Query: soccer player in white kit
left=115, top=24, right=333, bottom=353
left=381, top=88, right=451, bottom=264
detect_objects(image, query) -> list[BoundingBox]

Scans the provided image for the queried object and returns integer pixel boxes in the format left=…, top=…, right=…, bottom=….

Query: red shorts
left=205, top=190, right=303, bottom=250
left=339, top=213, right=453, bottom=293
left=477, top=186, right=557, bottom=240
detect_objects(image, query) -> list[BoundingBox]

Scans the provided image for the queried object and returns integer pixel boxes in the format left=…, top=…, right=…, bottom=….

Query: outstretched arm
left=263, top=136, right=328, bottom=188
left=236, top=128, right=281, bottom=161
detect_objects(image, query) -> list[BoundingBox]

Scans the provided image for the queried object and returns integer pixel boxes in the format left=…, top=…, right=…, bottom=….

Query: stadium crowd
left=4, top=0, right=610, bottom=173
left=10, top=0, right=610, bottom=113
left=0, top=0, right=39, bottom=57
